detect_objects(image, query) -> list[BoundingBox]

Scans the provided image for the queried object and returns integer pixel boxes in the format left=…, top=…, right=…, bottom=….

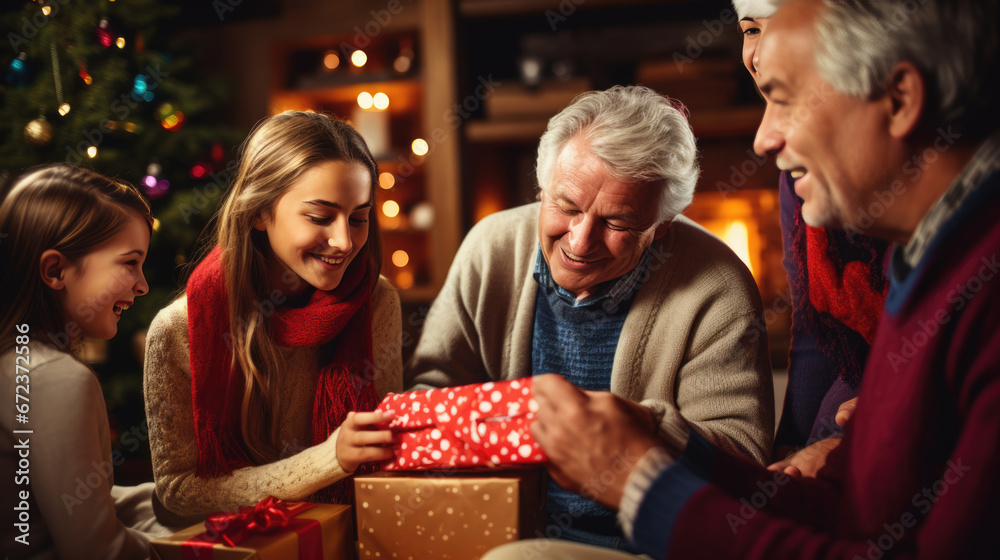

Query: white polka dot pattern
left=375, top=379, right=548, bottom=470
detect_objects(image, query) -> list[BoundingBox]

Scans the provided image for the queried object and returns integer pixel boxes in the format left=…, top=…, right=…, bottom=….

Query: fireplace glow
left=723, top=220, right=753, bottom=276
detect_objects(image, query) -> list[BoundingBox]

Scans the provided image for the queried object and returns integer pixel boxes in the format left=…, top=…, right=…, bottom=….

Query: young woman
left=0, top=164, right=169, bottom=559
left=144, top=110, right=402, bottom=517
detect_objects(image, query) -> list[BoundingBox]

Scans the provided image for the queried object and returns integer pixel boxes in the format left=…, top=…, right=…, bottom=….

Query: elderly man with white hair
left=407, top=84, right=773, bottom=551
left=486, top=0, right=1000, bottom=558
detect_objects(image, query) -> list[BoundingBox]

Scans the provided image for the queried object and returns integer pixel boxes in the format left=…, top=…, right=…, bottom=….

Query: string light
left=411, top=138, right=429, bottom=156
left=161, top=111, right=185, bottom=131
left=396, top=270, right=414, bottom=289
left=79, top=64, right=93, bottom=85
left=87, top=146, right=98, bottom=158
left=382, top=200, right=400, bottom=218
left=116, top=37, right=125, bottom=49
left=41, top=5, right=51, bottom=15
left=351, top=50, right=367, bottom=67
left=323, top=51, right=340, bottom=70
left=394, top=39, right=415, bottom=74
left=58, top=102, right=71, bottom=116
left=357, top=91, right=373, bottom=109
left=392, top=250, right=410, bottom=268
left=373, top=92, right=389, bottom=110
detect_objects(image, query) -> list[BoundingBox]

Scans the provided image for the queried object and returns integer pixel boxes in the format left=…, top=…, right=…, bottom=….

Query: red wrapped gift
left=376, top=379, right=548, bottom=470
left=149, top=497, right=354, bottom=560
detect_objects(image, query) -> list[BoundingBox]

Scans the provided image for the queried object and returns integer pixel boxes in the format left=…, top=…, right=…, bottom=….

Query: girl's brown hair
left=208, top=110, right=381, bottom=463
left=0, top=164, right=153, bottom=355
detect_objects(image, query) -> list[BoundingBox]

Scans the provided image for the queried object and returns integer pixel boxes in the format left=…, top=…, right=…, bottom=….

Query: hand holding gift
left=335, top=411, right=396, bottom=473
left=376, top=378, right=548, bottom=470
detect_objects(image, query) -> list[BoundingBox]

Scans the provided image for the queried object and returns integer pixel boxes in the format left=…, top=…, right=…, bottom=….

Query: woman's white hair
left=813, top=0, right=999, bottom=140
left=733, top=0, right=778, bottom=19
left=535, top=85, right=700, bottom=225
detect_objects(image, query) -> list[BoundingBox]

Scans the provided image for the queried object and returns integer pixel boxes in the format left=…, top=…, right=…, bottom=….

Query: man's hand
left=766, top=437, right=841, bottom=478
left=531, top=374, right=661, bottom=509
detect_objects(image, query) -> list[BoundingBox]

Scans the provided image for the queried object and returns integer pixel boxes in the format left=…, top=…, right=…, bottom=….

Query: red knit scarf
left=186, top=246, right=378, bottom=504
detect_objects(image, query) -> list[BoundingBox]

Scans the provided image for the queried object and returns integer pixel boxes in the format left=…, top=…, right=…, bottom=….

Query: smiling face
left=752, top=0, right=892, bottom=231
left=537, top=136, right=666, bottom=300
left=257, top=159, right=372, bottom=294
left=59, top=210, right=150, bottom=340
left=738, top=15, right=769, bottom=79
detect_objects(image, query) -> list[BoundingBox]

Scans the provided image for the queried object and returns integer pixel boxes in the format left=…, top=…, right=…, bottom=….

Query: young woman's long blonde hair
left=210, top=111, right=382, bottom=463
left=0, top=165, right=152, bottom=356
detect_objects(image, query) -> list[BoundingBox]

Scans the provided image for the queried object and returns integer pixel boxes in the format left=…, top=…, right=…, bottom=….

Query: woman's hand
left=767, top=437, right=841, bottom=478
left=335, top=411, right=395, bottom=473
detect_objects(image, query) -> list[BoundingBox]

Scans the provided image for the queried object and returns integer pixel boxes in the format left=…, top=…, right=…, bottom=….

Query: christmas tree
left=1, top=0, right=245, bottom=482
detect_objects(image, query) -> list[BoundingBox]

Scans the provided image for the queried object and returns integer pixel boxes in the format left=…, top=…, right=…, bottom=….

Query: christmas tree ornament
left=24, top=116, right=53, bottom=145
left=211, top=142, right=225, bottom=162
left=6, top=52, right=32, bottom=88
left=189, top=162, right=210, bottom=179
left=96, top=18, right=116, bottom=48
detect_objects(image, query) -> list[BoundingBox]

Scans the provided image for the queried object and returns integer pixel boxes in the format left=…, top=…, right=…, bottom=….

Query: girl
left=144, top=110, right=402, bottom=517
left=0, top=164, right=169, bottom=559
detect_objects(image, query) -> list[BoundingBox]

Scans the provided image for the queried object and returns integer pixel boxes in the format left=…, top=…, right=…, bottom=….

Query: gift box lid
left=377, top=380, right=538, bottom=432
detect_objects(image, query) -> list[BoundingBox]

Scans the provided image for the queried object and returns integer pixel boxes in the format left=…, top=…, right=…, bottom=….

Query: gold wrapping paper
left=354, top=469, right=545, bottom=560
left=149, top=503, right=354, bottom=560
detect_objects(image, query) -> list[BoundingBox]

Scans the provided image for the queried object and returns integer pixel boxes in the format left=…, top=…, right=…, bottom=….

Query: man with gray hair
left=407, top=85, right=773, bottom=550
left=485, top=0, right=1000, bottom=558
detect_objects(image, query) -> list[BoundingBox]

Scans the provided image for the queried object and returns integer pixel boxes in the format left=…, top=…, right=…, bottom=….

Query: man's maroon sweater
left=631, top=167, right=1000, bottom=559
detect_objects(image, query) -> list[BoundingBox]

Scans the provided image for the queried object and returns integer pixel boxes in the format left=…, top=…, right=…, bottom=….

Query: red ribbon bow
left=202, top=497, right=309, bottom=547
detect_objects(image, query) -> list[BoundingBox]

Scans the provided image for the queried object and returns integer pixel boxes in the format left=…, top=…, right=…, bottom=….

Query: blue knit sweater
left=531, top=247, right=651, bottom=550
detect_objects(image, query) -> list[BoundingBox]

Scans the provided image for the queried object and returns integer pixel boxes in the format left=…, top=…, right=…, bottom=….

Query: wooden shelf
left=270, top=79, right=422, bottom=115
left=465, top=120, right=548, bottom=143
left=459, top=0, right=678, bottom=18
left=689, top=105, right=764, bottom=138
left=464, top=105, right=764, bottom=145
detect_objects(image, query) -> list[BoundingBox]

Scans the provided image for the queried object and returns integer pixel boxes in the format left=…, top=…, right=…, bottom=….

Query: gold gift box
left=354, top=469, right=545, bottom=560
left=150, top=503, right=354, bottom=560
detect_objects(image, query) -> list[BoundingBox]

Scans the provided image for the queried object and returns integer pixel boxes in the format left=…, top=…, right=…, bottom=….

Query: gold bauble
left=24, top=117, right=53, bottom=145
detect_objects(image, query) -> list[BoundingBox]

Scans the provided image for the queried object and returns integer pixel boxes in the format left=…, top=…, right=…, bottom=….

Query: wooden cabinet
left=268, top=9, right=462, bottom=303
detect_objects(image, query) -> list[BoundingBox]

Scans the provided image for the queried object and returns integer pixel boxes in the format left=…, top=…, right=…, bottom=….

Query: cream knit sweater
left=407, top=203, right=774, bottom=463
left=1, top=342, right=171, bottom=560
left=143, top=277, right=402, bottom=517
